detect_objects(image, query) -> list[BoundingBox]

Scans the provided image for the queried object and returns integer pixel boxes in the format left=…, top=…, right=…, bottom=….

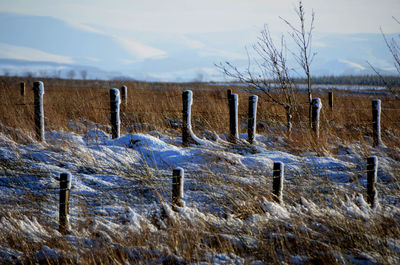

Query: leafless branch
left=280, top=1, right=315, bottom=125
left=216, top=0, right=315, bottom=133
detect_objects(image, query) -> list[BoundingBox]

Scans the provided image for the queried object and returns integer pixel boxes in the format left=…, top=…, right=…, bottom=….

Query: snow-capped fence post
left=272, top=162, right=284, bottom=204
left=311, top=98, right=322, bottom=138
left=172, top=167, right=185, bottom=209
left=33, top=81, right=45, bottom=142
left=110, top=88, right=121, bottom=139
left=182, top=90, right=201, bottom=146
left=328, top=91, right=333, bottom=110
left=120, top=85, right=128, bottom=105
left=372, top=99, right=382, bottom=147
left=367, top=156, right=378, bottom=208
left=59, top=172, right=72, bottom=235
left=20, top=82, right=25, bottom=97
left=248, top=95, right=258, bottom=144
left=229, top=93, right=239, bottom=143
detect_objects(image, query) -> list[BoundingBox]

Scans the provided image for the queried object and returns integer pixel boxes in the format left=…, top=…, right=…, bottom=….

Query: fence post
left=248, top=95, right=258, bottom=144
left=227, top=89, right=232, bottom=105
left=20, top=82, right=25, bottom=97
left=120, top=85, right=128, bottom=105
left=372, top=99, right=382, bottom=147
left=182, top=90, right=201, bottom=146
left=172, top=167, right=185, bottom=209
left=33, top=81, right=45, bottom=142
left=328, top=90, right=333, bottom=110
left=110, top=88, right=121, bottom=139
left=272, top=162, right=284, bottom=204
left=229, top=93, right=239, bottom=143
left=367, top=156, right=378, bottom=208
left=59, top=172, right=72, bottom=235
left=286, top=108, right=293, bottom=136
left=311, top=98, right=322, bottom=138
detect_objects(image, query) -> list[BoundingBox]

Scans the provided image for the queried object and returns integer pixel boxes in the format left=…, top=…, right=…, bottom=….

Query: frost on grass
left=0, top=128, right=399, bottom=264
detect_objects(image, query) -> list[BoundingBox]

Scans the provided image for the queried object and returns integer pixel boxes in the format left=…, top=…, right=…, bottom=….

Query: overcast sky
left=1, top=0, right=399, bottom=35
left=0, top=0, right=399, bottom=80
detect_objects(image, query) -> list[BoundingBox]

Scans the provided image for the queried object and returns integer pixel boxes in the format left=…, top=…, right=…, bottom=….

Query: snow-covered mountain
left=0, top=12, right=398, bottom=81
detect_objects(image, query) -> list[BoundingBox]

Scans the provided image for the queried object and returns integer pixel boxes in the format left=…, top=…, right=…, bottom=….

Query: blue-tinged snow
left=0, top=128, right=399, bottom=263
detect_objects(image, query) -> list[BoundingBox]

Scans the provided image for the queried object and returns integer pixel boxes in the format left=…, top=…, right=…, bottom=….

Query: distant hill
left=0, top=12, right=398, bottom=81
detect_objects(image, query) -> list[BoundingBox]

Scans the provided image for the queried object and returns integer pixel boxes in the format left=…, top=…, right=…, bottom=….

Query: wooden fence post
left=227, top=89, right=232, bottom=105
left=172, top=167, right=185, bottom=209
left=328, top=90, right=333, bottom=110
left=110, top=88, right=121, bottom=139
left=59, top=172, right=72, bottom=235
left=20, top=82, right=25, bottom=97
left=33, top=81, right=45, bottom=142
left=248, top=95, right=258, bottom=144
left=120, top=85, right=128, bottom=104
left=229, top=93, right=239, bottom=143
left=372, top=99, right=382, bottom=147
left=272, top=162, right=284, bottom=204
left=182, top=90, right=193, bottom=146
left=182, top=90, right=201, bottom=146
left=311, top=98, right=322, bottom=138
left=367, top=156, right=378, bottom=208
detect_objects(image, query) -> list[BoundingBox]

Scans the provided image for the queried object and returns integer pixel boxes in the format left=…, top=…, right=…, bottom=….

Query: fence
left=51, top=155, right=379, bottom=234
left=1, top=82, right=399, bottom=144
left=1, top=82, right=399, bottom=149
left=0, top=81, right=398, bottom=235
left=18, top=82, right=392, bottom=148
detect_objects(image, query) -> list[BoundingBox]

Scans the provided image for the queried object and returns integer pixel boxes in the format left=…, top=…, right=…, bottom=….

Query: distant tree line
left=293, top=75, right=400, bottom=87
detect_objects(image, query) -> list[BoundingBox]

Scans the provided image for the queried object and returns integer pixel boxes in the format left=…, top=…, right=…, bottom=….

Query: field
left=0, top=76, right=399, bottom=264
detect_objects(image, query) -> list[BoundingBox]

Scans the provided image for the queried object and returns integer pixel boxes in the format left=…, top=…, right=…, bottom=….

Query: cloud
left=2, top=0, right=400, bottom=36
left=0, top=42, right=73, bottom=64
left=338, top=59, right=366, bottom=70
left=178, top=35, right=205, bottom=49
left=66, top=20, right=106, bottom=35
left=113, top=36, right=167, bottom=59
left=63, top=18, right=167, bottom=60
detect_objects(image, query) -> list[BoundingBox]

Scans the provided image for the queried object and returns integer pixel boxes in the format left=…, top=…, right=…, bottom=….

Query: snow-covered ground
left=0, top=126, right=399, bottom=264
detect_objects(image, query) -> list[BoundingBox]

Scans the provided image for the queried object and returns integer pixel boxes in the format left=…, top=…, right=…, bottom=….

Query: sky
left=0, top=0, right=399, bottom=81
left=1, top=0, right=399, bottom=34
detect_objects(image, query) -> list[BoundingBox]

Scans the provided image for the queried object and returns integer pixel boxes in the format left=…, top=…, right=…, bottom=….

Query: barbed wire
left=1, top=94, right=400, bottom=108
left=1, top=91, right=399, bottom=140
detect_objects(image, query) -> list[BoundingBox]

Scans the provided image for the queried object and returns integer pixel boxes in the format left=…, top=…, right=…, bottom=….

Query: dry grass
left=1, top=168, right=399, bottom=264
left=0, top=76, right=400, bottom=264
left=1, top=77, right=399, bottom=152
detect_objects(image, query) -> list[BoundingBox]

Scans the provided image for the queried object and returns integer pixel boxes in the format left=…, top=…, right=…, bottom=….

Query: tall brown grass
left=1, top=77, right=399, bottom=152
left=0, top=76, right=399, bottom=264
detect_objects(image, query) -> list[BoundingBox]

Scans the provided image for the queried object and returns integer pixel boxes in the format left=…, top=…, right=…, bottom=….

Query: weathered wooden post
left=227, top=89, right=232, bottom=116
left=272, top=162, right=284, bottom=204
left=20, top=82, right=25, bottom=97
left=248, top=95, right=258, bottom=144
left=372, top=99, right=382, bottom=147
left=110, top=88, right=121, bottom=139
left=328, top=90, right=333, bottom=110
left=172, top=167, right=185, bottom=209
left=182, top=90, right=201, bottom=146
left=59, top=172, right=72, bottom=235
left=120, top=85, right=128, bottom=104
left=286, top=107, right=293, bottom=136
left=33, top=81, right=45, bottom=142
left=311, top=98, right=322, bottom=138
left=367, top=156, right=378, bottom=208
left=227, top=89, right=232, bottom=104
left=229, top=93, right=239, bottom=143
